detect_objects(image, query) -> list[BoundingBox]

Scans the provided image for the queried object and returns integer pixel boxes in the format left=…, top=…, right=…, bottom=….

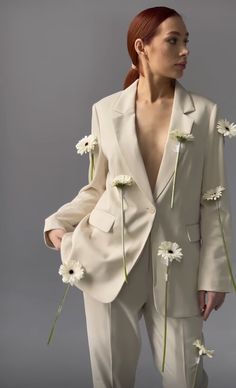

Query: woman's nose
left=181, top=46, right=190, bottom=56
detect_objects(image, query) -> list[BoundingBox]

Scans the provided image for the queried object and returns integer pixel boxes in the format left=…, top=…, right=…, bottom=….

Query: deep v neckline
left=134, top=87, right=175, bottom=197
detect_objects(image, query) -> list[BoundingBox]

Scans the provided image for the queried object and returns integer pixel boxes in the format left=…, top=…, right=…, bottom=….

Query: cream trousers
left=83, top=232, right=209, bottom=388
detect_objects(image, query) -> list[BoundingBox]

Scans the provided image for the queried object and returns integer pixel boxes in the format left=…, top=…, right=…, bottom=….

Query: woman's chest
left=134, top=101, right=173, bottom=193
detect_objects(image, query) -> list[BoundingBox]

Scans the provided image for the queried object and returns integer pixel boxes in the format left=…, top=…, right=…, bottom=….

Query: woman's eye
left=168, top=38, right=190, bottom=45
left=168, top=38, right=177, bottom=44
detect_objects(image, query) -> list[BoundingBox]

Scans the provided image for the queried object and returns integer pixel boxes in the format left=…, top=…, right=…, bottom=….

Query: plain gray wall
left=1, top=1, right=236, bottom=387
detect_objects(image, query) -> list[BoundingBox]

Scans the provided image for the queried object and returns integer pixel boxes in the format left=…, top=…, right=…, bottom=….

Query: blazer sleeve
left=43, top=103, right=108, bottom=249
left=198, top=103, right=235, bottom=292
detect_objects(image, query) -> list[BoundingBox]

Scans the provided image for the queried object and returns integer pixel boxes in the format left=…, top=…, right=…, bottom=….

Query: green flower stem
left=120, top=188, right=128, bottom=283
left=47, top=283, right=71, bottom=345
left=192, top=356, right=200, bottom=388
left=88, top=152, right=91, bottom=183
left=217, top=201, right=236, bottom=292
left=170, top=142, right=181, bottom=209
left=161, top=263, right=170, bottom=372
left=88, top=152, right=95, bottom=183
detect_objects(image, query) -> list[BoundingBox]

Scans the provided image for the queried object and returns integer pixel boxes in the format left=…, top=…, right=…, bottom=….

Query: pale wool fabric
left=83, top=231, right=208, bottom=388
left=44, top=78, right=234, bottom=316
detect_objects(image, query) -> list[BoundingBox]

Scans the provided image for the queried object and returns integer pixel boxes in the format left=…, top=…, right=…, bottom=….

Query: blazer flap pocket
left=186, top=222, right=201, bottom=242
left=89, top=208, right=115, bottom=232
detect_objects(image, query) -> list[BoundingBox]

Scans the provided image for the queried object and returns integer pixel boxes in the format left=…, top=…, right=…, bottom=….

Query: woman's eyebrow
left=166, top=31, right=189, bottom=36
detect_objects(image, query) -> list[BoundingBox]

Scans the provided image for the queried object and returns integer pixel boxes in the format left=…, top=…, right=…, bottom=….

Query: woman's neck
left=136, top=76, right=175, bottom=104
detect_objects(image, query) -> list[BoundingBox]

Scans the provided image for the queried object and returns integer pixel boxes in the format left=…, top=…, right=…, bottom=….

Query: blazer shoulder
left=188, top=88, right=218, bottom=110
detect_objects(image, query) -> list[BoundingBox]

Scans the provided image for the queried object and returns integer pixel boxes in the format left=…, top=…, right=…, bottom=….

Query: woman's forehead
left=157, top=16, right=189, bottom=37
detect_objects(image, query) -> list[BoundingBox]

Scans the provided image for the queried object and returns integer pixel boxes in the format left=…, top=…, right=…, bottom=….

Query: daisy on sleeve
left=75, top=134, right=98, bottom=182
left=217, top=118, right=236, bottom=138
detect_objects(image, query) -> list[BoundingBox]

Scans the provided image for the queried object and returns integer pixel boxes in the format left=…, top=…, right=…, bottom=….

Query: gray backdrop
left=1, top=1, right=236, bottom=387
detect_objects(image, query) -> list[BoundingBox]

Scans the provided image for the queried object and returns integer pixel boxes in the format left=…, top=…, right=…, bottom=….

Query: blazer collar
left=111, top=78, right=195, bottom=205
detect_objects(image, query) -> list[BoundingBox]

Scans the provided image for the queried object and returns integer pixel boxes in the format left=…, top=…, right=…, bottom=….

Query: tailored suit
left=43, top=78, right=234, bottom=387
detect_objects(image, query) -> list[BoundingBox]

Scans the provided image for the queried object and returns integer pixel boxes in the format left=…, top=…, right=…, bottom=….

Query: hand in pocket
left=47, top=229, right=66, bottom=250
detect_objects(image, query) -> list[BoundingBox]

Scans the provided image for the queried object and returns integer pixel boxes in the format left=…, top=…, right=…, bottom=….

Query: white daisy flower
left=170, top=129, right=195, bottom=142
left=157, top=240, right=183, bottom=372
left=192, top=339, right=214, bottom=388
left=217, top=118, right=236, bottom=138
left=59, top=259, right=85, bottom=286
left=157, top=240, right=183, bottom=266
left=169, top=130, right=194, bottom=209
left=75, top=134, right=98, bottom=155
left=112, top=174, right=134, bottom=283
left=75, top=134, right=98, bottom=183
left=112, top=174, right=134, bottom=188
left=193, top=339, right=215, bottom=358
left=202, top=185, right=225, bottom=201
left=47, top=260, right=85, bottom=346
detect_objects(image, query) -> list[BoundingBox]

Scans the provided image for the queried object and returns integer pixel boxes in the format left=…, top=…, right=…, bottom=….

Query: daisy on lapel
left=169, top=129, right=195, bottom=209
left=202, top=185, right=236, bottom=292
left=112, top=174, right=134, bottom=283
left=75, top=134, right=98, bottom=182
left=157, top=240, right=183, bottom=372
left=217, top=118, right=236, bottom=138
left=47, top=259, right=85, bottom=345
left=192, top=338, right=214, bottom=388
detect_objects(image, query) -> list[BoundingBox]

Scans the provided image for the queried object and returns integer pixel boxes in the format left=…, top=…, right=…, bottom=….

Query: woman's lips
left=175, top=63, right=186, bottom=69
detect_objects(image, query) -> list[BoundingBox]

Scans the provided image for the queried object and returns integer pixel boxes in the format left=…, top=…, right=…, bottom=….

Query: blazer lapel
left=111, top=78, right=195, bottom=205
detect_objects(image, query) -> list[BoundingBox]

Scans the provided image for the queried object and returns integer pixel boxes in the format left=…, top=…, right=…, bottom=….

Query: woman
left=43, top=6, right=234, bottom=388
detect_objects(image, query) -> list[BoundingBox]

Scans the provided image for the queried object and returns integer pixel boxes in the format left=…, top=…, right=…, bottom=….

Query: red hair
left=123, top=6, right=182, bottom=89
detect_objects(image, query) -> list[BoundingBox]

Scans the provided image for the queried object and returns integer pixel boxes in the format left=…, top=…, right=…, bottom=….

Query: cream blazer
left=43, top=78, right=234, bottom=317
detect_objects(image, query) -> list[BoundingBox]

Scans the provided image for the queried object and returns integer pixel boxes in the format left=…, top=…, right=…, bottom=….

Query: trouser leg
left=143, top=245, right=209, bottom=388
left=82, top=237, right=151, bottom=388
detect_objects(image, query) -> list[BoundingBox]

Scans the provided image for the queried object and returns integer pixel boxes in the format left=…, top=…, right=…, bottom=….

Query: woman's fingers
left=48, top=229, right=66, bottom=250
left=198, top=291, right=226, bottom=320
left=198, top=290, right=206, bottom=316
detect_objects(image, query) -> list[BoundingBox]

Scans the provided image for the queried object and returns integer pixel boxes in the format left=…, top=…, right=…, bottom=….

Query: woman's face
left=136, top=16, right=190, bottom=79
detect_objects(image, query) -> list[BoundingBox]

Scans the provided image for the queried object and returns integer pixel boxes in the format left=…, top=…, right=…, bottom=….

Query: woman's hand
left=47, top=229, right=66, bottom=250
left=198, top=290, right=226, bottom=321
